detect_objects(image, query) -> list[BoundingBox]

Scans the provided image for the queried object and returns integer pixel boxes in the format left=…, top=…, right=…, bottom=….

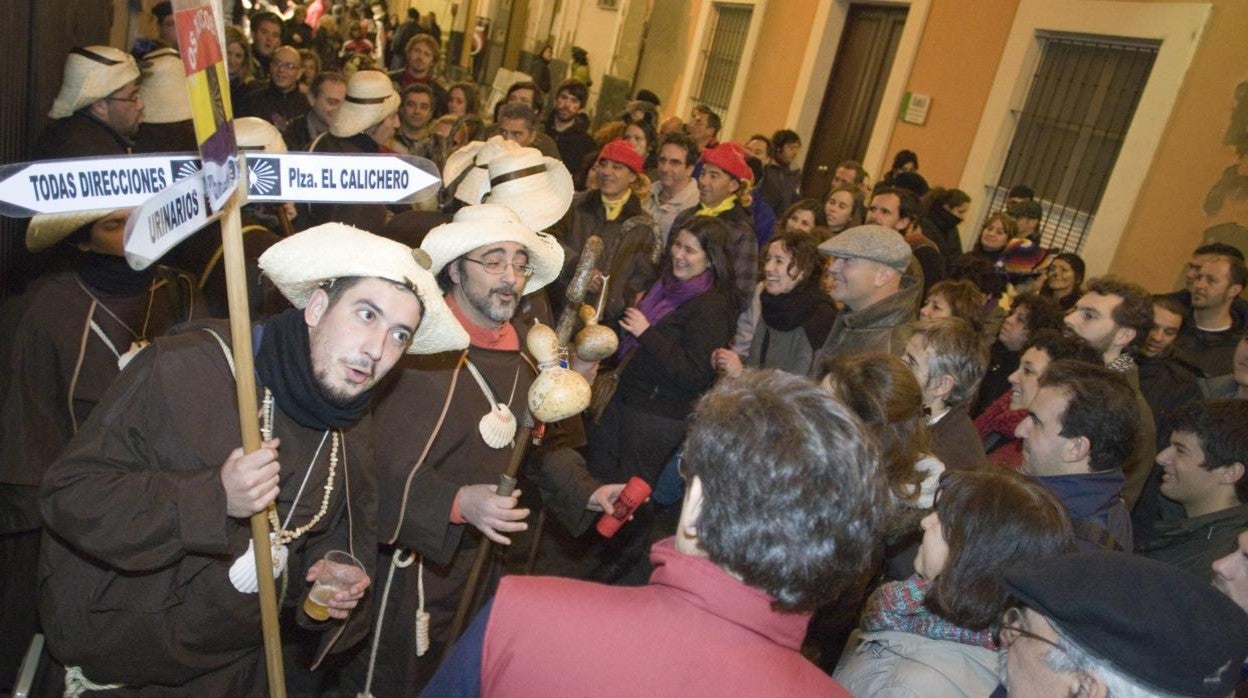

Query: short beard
left=314, top=366, right=360, bottom=408
left=468, top=285, right=518, bottom=325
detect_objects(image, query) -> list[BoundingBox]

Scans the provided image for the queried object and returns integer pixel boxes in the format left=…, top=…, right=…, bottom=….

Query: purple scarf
left=615, top=269, right=714, bottom=359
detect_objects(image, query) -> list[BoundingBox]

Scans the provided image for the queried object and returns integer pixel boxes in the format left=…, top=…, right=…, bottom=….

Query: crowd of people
left=3, top=1, right=1248, bottom=696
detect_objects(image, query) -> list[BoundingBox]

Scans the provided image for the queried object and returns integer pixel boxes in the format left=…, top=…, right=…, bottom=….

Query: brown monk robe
left=338, top=292, right=601, bottom=695
left=38, top=316, right=376, bottom=695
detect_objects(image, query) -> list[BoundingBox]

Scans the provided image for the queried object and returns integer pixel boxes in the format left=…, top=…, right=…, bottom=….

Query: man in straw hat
left=552, top=138, right=661, bottom=323
left=133, top=47, right=196, bottom=153
left=670, top=141, right=758, bottom=304
left=340, top=204, right=625, bottom=694
left=0, top=207, right=201, bottom=688
left=35, top=224, right=467, bottom=695
left=34, top=45, right=143, bottom=159
left=301, top=69, right=401, bottom=233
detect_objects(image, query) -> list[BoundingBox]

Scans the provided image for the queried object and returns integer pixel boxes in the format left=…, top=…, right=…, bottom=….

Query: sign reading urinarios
left=173, top=0, right=238, bottom=212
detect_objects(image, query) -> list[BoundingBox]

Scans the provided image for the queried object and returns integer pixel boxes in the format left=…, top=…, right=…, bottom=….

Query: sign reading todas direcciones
left=173, top=0, right=238, bottom=212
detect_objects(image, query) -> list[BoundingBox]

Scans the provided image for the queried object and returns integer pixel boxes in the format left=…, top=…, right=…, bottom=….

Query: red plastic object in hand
left=595, top=476, right=652, bottom=538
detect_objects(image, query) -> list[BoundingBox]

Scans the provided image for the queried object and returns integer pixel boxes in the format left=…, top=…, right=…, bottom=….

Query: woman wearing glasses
left=835, top=469, right=1074, bottom=696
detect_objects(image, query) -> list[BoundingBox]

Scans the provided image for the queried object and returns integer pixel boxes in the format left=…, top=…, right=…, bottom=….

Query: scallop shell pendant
left=478, top=403, right=517, bottom=449
left=228, top=533, right=289, bottom=594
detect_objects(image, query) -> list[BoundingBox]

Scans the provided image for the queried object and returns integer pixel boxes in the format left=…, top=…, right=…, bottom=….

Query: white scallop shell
left=478, top=403, right=517, bottom=449
left=228, top=534, right=288, bottom=594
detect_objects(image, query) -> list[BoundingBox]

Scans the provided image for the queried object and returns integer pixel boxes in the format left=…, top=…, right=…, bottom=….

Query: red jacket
left=477, top=539, right=848, bottom=697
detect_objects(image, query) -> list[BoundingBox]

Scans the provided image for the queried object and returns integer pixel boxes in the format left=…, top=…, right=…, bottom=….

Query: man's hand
left=586, top=483, right=626, bottom=512
left=457, top=484, right=530, bottom=545
left=221, top=438, right=281, bottom=518
left=569, top=351, right=600, bottom=384
left=305, top=559, right=371, bottom=620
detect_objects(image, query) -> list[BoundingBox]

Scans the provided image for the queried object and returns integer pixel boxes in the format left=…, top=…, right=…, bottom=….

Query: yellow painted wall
left=1106, top=0, right=1248, bottom=291
left=883, top=0, right=1021, bottom=195
left=731, top=0, right=820, bottom=141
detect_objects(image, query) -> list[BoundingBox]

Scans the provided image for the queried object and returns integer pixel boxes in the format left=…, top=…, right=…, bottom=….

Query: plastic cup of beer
left=303, top=550, right=366, bottom=621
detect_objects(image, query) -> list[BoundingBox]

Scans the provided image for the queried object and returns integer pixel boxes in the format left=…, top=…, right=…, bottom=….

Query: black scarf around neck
left=254, top=308, right=372, bottom=430
left=76, top=251, right=157, bottom=297
left=759, top=279, right=838, bottom=349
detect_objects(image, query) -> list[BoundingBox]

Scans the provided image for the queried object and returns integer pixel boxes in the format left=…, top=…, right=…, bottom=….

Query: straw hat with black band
left=258, top=222, right=469, bottom=355
left=138, top=48, right=192, bottom=124
left=49, top=46, right=140, bottom=119
left=420, top=204, right=565, bottom=294
left=329, top=70, right=400, bottom=138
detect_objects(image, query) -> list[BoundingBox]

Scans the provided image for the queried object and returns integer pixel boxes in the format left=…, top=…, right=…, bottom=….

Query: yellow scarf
left=695, top=195, right=737, bottom=217
left=602, top=190, right=631, bottom=222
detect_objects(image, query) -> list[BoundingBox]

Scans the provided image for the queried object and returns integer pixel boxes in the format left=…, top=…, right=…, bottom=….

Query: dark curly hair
left=682, top=369, right=886, bottom=612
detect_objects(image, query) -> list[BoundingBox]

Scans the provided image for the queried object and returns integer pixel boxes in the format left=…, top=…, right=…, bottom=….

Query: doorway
left=802, top=4, right=908, bottom=202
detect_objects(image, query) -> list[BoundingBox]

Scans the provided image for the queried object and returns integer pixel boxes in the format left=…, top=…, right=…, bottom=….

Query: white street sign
left=123, top=170, right=218, bottom=270
left=0, top=153, right=441, bottom=217
left=0, top=155, right=203, bottom=216
left=243, top=152, right=440, bottom=204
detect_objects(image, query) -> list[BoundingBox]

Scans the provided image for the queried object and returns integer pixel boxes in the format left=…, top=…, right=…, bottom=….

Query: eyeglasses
left=107, top=94, right=143, bottom=104
left=999, top=607, right=1065, bottom=654
left=464, top=257, right=534, bottom=278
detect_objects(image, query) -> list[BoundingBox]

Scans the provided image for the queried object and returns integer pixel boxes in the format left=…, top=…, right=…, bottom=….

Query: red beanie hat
left=700, top=142, right=752, bottom=183
left=597, top=139, right=645, bottom=174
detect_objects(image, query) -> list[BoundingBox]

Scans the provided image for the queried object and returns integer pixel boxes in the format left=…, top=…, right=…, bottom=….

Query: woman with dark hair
left=967, top=211, right=1018, bottom=264
left=778, top=198, right=826, bottom=235
left=921, top=187, right=971, bottom=265
left=823, top=185, right=865, bottom=238
left=577, top=217, right=738, bottom=582
left=446, top=81, right=480, bottom=117
left=1040, top=251, right=1085, bottom=311
left=622, top=118, right=658, bottom=173
left=712, top=232, right=837, bottom=377
left=885, top=149, right=919, bottom=182
left=835, top=469, right=1074, bottom=696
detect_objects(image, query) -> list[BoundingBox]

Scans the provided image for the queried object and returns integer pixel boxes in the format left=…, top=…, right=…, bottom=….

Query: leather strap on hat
left=489, top=164, right=547, bottom=188
left=71, top=46, right=123, bottom=66
left=346, top=94, right=389, bottom=104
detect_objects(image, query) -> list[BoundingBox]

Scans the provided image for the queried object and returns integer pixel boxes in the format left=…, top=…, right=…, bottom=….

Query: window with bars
left=984, top=32, right=1158, bottom=253
left=690, top=3, right=753, bottom=115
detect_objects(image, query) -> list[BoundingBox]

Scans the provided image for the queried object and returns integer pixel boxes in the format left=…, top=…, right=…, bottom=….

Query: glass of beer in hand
left=304, top=550, right=366, bottom=621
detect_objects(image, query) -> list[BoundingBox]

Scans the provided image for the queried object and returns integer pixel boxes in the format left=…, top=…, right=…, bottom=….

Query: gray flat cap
left=818, top=224, right=913, bottom=272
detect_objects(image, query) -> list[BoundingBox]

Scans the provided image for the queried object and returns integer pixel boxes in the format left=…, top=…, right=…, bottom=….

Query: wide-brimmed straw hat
left=420, top=204, right=564, bottom=294
left=26, top=209, right=120, bottom=252
left=257, top=222, right=469, bottom=354
left=50, top=46, right=140, bottom=119
left=443, top=135, right=518, bottom=206
left=481, top=147, right=573, bottom=231
left=235, top=116, right=288, bottom=152
left=329, top=70, right=399, bottom=138
left=138, top=48, right=191, bottom=124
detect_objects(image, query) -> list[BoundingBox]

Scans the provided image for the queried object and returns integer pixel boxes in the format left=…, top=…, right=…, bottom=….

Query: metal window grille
left=691, top=3, right=753, bottom=115
left=984, top=32, right=1158, bottom=253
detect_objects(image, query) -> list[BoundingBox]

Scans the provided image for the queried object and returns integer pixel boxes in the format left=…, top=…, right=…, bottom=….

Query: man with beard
left=34, top=45, right=143, bottom=159
left=544, top=79, right=597, bottom=185
left=239, top=45, right=310, bottom=132
left=282, top=71, right=346, bottom=152
left=553, top=139, right=660, bottom=323
left=36, top=223, right=468, bottom=695
left=388, top=33, right=447, bottom=111
left=343, top=204, right=624, bottom=694
left=644, top=132, right=701, bottom=242
left=1173, top=253, right=1248, bottom=379
left=388, top=84, right=436, bottom=155
left=1063, top=277, right=1157, bottom=509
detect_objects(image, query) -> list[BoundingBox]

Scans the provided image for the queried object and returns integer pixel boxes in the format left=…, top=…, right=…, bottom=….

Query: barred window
left=984, top=33, right=1158, bottom=252
left=690, top=3, right=753, bottom=115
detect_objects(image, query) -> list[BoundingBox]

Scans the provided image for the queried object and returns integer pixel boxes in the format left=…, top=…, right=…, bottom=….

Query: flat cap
left=1005, top=551, right=1248, bottom=697
left=817, top=224, right=913, bottom=272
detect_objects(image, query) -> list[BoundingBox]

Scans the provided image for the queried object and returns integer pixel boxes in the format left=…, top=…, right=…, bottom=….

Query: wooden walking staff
left=220, top=193, right=288, bottom=697
left=171, top=0, right=286, bottom=693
